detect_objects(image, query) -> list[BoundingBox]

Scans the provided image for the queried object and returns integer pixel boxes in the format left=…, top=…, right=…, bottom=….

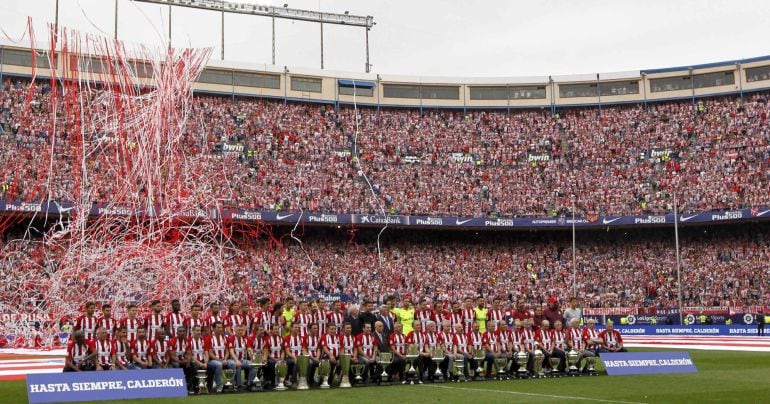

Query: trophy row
left=193, top=348, right=598, bottom=393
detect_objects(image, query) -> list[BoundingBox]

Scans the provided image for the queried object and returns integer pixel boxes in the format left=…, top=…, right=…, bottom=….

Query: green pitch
left=3, top=349, right=770, bottom=404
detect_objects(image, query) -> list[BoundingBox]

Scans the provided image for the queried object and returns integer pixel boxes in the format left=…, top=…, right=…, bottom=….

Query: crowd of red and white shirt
left=1, top=78, right=769, bottom=217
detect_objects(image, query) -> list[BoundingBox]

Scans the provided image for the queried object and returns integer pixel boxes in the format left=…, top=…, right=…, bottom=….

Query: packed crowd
left=1, top=77, right=769, bottom=217
left=62, top=295, right=617, bottom=392
left=2, top=224, right=768, bottom=316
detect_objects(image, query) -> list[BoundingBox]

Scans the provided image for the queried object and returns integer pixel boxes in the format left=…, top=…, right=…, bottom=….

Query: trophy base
left=250, top=384, right=263, bottom=392
left=432, top=370, right=445, bottom=383
left=516, top=371, right=530, bottom=379
left=274, top=384, right=287, bottom=391
left=568, top=368, right=581, bottom=377
left=320, top=383, right=331, bottom=389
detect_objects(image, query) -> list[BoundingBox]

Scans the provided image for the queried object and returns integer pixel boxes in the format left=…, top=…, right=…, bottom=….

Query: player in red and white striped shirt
left=187, top=325, right=210, bottom=390
left=75, top=302, right=98, bottom=342
left=283, top=323, right=304, bottom=386
left=168, top=325, right=190, bottom=369
left=536, top=320, right=556, bottom=373
left=207, top=303, right=224, bottom=335
left=355, top=323, right=378, bottom=382
left=551, top=320, right=568, bottom=374
left=98, top=304, right=117, bottom=340
left=208, top=321, right=233, bottom=392
left=598, top=320, right=627, bottom=354
left=453, top=323, right=472, bottom=381
left=150, top=328, right=170, bottom=368
left=312, top=300, right=328, bottom=335
left=433, top=302, right=449, bottom=326
left=224, top=302, right=245, bottom=336
left=94, top=327, right=113, bottom=371
left=293, top=301, right=313, bottom=338
left=416, top=299, right=433, bottom=331
left=130, top=326, right=152, bottom=369
left=388, top=322, right=407, bottom=382
left=145, top=300, right=166, bottom=342
left=321, top=322, right=341, bottom=384
left=64, top=330, right=96, bottom=372
left=438, top=320, right=455, bottom=377
left=112, top=327, right=132, bottom=370
left=167, top=300, right=186, bottom=339
left=327, top=301, right=345, bottom=334
left=567, top=318, right=595, bottom=372
left=462, top=298, right=476, bottom=334
left=263, top=325, right=285, bottom=389
left=121, top=304, right=142, bottom=341
left=488, top=298, right=506, bottom=325
left=482, top=320, right=500, bottom=378
left=228, top=324, right=251, bottom=388
left=304, top=323, right=322, bottom=386
left=519, top=319, right=538, bottom=374
left=184, top=304, right=206, bottom=335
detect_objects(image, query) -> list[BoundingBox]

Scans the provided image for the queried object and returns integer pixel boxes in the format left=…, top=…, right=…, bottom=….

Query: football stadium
left=1, top=0, right=769, bottom=403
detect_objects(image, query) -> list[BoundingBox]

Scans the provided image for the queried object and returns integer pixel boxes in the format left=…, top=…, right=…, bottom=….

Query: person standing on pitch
left=562, top=297, right=581, bottom=326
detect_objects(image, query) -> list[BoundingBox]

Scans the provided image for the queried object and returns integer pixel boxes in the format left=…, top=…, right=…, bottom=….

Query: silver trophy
left=250, top=351, right=264, bottom=391
left=515, top=351, right=530, bottom=378
left=533, top=350, right=545, bottom=378
left=378, top=352, right=393, bottom=386
left=319, top=359, right=331, bottom=389
left=432, top=348, right=445, bottom=383
left=195, top=369, right=209, bottom=394
left=405, top=346, right=419, bottom=385
left=567, top=350, right=580, bottom=377
left=585, top=355, right=598, bottom=376
left=274, top=361, right=288, bottom=390
left=453, top=358, right=467, bottom=382
left=223, top=368, right=237, bottom=391
left=549, top=357, right=561, bottom=377
left=473, top=349, right=485, bottom=381
left=339, top=354, right=352, bottom=388
left=297, top=355, right=310, bottom=390
left=350, top=364, right=365, bottom=386
left=494, top=357, right=509, bottom=380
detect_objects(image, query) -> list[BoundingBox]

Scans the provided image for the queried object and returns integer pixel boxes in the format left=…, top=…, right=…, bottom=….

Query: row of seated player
left=1, top=78, right=769, bottom=217
left=65, top=299, right=624, bottom=393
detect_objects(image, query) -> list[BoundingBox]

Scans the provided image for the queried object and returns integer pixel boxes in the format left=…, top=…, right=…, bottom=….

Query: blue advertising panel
left=602, top=351, right=697, bottom=375
left=2, top=199, right=769, bottom=230
left=27, top=369, right=187, bottom=403
left=608, top=325, right=760, bottom=336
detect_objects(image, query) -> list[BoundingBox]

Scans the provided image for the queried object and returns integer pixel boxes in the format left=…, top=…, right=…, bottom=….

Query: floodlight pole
left=55, top=0, right=59, bottom=40
left=221, top=10, right=225, bottom=60
left=114, top=0, right=119, bottom=40
left=673, top=192, right=684, bottom=325
left=168, top=4, right=172, bottom=50
left=365, top=27, right=370, bottom=73
left=271, top=13, right=275, bottom=65
left=320, top=20, right=324, bottom=69
left=572, top=195, right=577, bottom=297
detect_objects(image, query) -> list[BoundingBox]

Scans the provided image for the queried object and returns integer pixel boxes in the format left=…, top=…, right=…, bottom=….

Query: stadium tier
left=2, top=77, right=769, bottom=218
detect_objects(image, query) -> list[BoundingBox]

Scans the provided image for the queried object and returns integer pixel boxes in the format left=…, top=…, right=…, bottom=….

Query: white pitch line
left=422, top=384, right=646, bottom=404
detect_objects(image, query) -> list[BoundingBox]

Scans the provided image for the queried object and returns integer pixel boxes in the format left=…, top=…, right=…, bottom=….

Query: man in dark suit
left=345, top=305, right=363, bottom=336
left=376, top=304, right=395, bottom=337
left=374, top=320, right=390, bottom=353
left=358, top=300, right=378, bottom=331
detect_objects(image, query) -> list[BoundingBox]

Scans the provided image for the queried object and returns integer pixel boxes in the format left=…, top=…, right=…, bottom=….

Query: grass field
left=3, top=349, right=770, bottom=404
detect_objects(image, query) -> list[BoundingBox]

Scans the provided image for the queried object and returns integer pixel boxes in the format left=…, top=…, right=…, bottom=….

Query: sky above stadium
left=1, top=0, right=769, bottom=78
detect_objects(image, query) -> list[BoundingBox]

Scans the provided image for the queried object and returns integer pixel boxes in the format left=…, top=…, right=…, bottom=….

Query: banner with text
left=602, top=351, right=697, bottom=375
left=27, top=369, right=187, bottom=403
